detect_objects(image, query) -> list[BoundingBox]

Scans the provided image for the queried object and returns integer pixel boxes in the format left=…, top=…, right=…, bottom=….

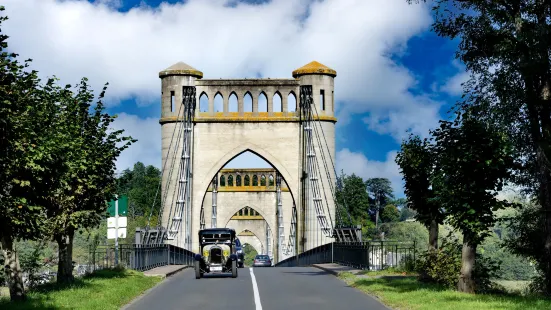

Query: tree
left=45, top=79, right=135, bottom=284
left=365, top=178, right=394, bottom=229
left=431, top=114, right=514, bottom=293
left=399, top=207, right=417, bottom=221
left=335, top=172, right=372, bottom=227
left=396, top=135, right=445, bottom=250
left=117, top=162, right=161, bottom=220
left=0, top=6, right=65, bottom=301
left=380, top=204, right=400, bottom=223
left=407, top=0, right=551, bottom=295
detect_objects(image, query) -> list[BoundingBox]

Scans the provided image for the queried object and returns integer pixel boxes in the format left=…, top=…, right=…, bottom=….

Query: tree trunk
left=56, top=228, right=75, bottom=284
left=0, top=235, right=26, bottom=301
left=428, top=219, right=439, bottom=250
left=458, top=235, right=477, bottom=294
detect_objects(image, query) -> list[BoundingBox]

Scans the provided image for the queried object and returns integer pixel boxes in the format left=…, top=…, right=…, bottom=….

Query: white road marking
left=249, top=267, right=263, bottom=310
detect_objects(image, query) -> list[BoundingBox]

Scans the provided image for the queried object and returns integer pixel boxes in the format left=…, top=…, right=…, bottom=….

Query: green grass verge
left=0, top=268, right=162, bottom=310
left=339, top=272, right=551, bottom=310
left=356, top=268, right=417, bottom=277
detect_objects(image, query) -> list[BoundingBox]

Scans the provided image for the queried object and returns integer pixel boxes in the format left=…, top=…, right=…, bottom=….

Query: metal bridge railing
left=88, top=244, right=196, bottom=272
left=276, top=241, right=416, bottom=270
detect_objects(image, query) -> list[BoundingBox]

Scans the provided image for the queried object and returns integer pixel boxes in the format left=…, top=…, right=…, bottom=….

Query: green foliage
left=408, top=0, right=551, bottom=295
left=380, top=204, right=400, bottom=223
left=432, top=115, right=515, bottom=245
left=365, top=178, right=394, bottom=224
left=416, top=234, right=501, bottom=293
left=0, top=5, right=59, bottom=243
left=335, top=172, right=373, bottom=227
left=503, top=202, right=548, bottom=289
left=243, top=244, right=258, bottom=266
left=380, top=221, right=429, bottom=252
left=395, top=135, right=445, bottom=230
left=399, top=207, right=416, bottom=221
left=116, top=162, right=161, bottom=221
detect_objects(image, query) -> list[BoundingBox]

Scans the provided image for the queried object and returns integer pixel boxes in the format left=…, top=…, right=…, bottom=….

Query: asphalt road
left=124, top=266, right=388, bottom=310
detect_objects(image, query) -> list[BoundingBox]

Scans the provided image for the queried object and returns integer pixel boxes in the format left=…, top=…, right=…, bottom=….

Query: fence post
left=331, top=242, right=334, bottom=263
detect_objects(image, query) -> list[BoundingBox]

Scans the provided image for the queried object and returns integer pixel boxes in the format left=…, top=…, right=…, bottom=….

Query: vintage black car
left=194, top=228, right=238, bottom=279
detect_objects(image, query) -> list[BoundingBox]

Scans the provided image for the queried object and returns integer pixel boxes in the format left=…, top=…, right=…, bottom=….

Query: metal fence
left=276, top=241, right=416, bottom=270
left=88, top=244, right=196, bottom=272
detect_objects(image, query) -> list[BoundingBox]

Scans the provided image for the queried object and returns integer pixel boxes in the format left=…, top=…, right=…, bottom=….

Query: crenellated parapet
left=159, top=61, right=337, bottom=124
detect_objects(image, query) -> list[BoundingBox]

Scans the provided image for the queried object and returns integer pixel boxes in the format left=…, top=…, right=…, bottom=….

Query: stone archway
left=237, top=230, right=263, bottom=255
left=225, top=206, right=273, bottom=256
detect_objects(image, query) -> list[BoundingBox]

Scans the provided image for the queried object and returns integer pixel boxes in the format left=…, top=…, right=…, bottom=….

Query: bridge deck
left=125, top=266, right=387, bottom=310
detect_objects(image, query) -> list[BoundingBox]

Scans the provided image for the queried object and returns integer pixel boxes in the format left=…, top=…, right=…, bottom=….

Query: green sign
left=107, top=195, right=128, bottom=217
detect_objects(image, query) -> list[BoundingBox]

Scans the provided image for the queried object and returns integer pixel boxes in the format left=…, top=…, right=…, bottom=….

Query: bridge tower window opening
left=273, top=92, right=282, bottom=112
left=252, top=175, right=258, bottom=186
left=170, top=90, right=175, bottom=112
left=288, top=91, right=297, bottom=112
left=214, top=92, right=223, bottom=112
left=244, top=175, right=250, bottom=186
left=320, top=89, right=325, bottom=111
left=227, top=174, right=234, bottom=186
left=219, top=175, right=225, bottom=186
left=258, top=92, right=268, bottom=112
left=239, top=209, right=243, bottom=216
left=244, top=92, right=253, bottom=112
left=236, top=174, right=242, bottom=186
left=199, top=92, right=208, bottom=112
left=229, top=92, right=238, bottom=112
left=260, top=175, right=266, bottom=186
left=268, top=174, right=274, bottom=186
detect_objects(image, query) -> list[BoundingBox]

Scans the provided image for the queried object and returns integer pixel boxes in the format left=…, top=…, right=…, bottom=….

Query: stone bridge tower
left=158, top=61, right=337, bottom=259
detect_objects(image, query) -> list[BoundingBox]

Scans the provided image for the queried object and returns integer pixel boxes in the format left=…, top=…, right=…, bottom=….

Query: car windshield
left=255, top=255, right=270, bottom=260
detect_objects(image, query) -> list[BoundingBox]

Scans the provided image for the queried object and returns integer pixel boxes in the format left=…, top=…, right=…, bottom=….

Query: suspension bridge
left=133, top=60, right=362, bottom=262
left=89, top=61, right=416, bottom=310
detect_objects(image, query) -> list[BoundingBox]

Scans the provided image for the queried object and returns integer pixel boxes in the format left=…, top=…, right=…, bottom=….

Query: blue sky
left=3, top=0, right=468, bottom=197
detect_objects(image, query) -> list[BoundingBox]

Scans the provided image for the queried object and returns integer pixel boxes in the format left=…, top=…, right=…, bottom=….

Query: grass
left=356, top=268, right=417, bottom=277
left=0, top=267, right=162, bottom=310
left=339, top=272, right=551, bottom=310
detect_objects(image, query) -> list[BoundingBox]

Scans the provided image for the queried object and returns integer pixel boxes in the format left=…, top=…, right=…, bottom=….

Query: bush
left=415, top=234, right=501, bottom=293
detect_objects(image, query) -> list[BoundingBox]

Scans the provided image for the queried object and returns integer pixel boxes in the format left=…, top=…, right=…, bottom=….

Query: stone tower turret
left=292, top=61, right=337, bottom=251
left=159, top=62, right=202, bottom=245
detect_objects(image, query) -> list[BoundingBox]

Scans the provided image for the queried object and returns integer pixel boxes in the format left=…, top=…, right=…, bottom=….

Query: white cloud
left=336, top=148, right=404, bottom=196
left=1, top=0, right=447, bottom=183
left=3, top=0, right=437, bottom=124
left=438, top=60, right=470, bottom=97
left=110, top=112, right=161, bottom=172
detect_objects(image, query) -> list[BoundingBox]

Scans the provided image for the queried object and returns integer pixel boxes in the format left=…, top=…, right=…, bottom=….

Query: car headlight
left=203, top=250, right=209, bottom=257
left=223, top=250, right=230, bottom=257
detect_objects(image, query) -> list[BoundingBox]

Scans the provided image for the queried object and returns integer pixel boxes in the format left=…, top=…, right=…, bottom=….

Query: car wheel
left=231, top=260, right=238, bottom=278
left=195, top=261, right=202, bottom=279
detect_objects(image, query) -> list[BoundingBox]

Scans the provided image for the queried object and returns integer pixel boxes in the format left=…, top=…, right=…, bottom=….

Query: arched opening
left=258, top=92, right=267, bottom=112
left=229, top=92, right=238, bottom=112
left=273, top=92, right=282, bottom=112
left=253, top=175, right=258, bottom=186
left=236, top=174, right=242, bottom=186
left=242, top=243, right=259, bottom=266
left=268, top=174, right=274, bottom=186
left=260, top=175, right=266, bottom=186
left=227, top=174, right=234, bottom=186
left=199, top=92, right=209, bottom=112
left=220, top=175, right=226, bottom=186
left=244, top=175, right=250, bottom=186
left=214, top=92, right=223, bottom=112
left=244, top=92, right=253, bottom=112
left=288, top=91, right=297, bottom=112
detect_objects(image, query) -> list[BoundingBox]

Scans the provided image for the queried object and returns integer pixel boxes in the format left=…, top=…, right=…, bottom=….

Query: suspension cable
left=146, top=97, right=186, bottom=229
left=310, top=101, right=354, bottom=227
